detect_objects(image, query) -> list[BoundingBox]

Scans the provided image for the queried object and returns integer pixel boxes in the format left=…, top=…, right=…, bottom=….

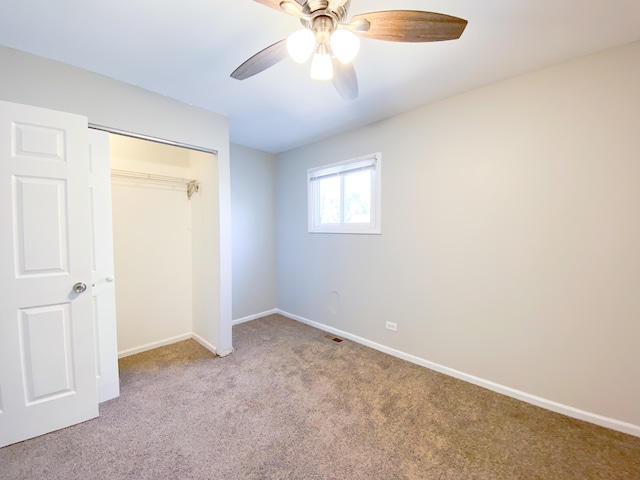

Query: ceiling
left=1, top=0, right=639, bottom=153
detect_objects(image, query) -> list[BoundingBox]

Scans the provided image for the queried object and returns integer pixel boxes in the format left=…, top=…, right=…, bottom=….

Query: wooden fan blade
left=351, top=11, right=468, bottom=42
left=332, top=58, right=358, bottom=101
left=231, top=39, right=288, bottom=80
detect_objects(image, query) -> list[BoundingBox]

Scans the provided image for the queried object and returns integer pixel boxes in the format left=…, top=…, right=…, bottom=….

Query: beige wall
left=110, top=136, right=194, bottom=355
left=276, top=41, right=640, bottom=430
left=0, top=45, right=232, bottom=354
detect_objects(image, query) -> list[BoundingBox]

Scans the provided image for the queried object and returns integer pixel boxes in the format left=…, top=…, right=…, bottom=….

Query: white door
left=88, top=129, right=120, bottom=403
left=0, top=100, right=98, bottom=448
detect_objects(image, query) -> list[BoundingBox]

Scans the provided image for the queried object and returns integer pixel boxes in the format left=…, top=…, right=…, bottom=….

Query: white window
left=308, top=153, right=381, bottom=234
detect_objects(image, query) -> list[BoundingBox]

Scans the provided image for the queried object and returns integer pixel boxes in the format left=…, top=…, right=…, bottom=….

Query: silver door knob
left=73, top=282, right=87, bottom=293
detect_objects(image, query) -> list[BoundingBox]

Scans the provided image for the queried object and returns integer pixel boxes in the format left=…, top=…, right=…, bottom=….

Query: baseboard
left=118, top=332, right=234, bottom=359
left=117, top=333, right=193, bottom=358
left=276, top=309, right=640, bottom=439
left=191, top=332, right=217, bottom=354
left=192, top=332, right=234, bottom=357
left=232, top=309, right=279, bottom=326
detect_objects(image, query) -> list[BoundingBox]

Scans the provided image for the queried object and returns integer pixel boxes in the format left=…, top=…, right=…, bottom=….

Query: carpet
left=1, top=314, right=639, bottom=479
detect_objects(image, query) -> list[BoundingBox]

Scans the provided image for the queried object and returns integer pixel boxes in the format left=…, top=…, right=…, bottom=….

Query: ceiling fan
left=230, top=0, right=468, bottom=101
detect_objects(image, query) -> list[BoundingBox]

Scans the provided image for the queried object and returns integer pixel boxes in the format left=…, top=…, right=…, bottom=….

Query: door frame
left=88, top=125, right=228, bottom=358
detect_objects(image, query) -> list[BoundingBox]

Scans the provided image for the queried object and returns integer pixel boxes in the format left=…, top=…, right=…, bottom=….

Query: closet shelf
left=110, top=169, right=200, bottom=199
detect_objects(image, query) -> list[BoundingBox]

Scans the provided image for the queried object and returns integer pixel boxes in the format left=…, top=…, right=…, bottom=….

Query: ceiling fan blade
left=343, top=18, right=371, bottom=34
left=332, top=58, right=358, bottom=101
left=231, top=39, right=288, bottom=80
left=351, top=11, right=468, bottom=42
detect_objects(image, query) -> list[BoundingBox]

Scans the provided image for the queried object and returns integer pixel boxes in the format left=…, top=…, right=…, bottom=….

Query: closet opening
left=106, top=133, right=219, bottom=359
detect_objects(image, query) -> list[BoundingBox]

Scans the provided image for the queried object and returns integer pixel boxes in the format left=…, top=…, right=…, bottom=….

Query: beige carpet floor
left=1, top=314, right=639, bottom=479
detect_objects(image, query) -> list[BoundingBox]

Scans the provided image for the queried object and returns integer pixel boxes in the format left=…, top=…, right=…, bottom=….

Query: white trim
left=117, top=332, right=234, bottom=359
left=232, top=309, right=279, bottom=326
left=191, top=332, right=217, bottom=355
left=192, top=332, right=233, bottom=357
left=117, top=333, right=193, bottom=358
left=217, top=148, right=234, bottom=357
left=308, top=152, right=381, bottom=235
left=308, top=157, right=376, bottom=180
left=276, top=309, right=640, bottom=439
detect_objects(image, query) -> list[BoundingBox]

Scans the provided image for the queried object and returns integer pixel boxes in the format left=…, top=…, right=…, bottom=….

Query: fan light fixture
left=286, top=29, right=315, bottom=63
left=310, top=44, right=333, bottom=80
left=231, top=0, right=469, bottom=101
left=287, top=27, right=360, bottom=77
left=330, top=29, right=360, bottom=64
left=285, top=6, right=361, bottom=82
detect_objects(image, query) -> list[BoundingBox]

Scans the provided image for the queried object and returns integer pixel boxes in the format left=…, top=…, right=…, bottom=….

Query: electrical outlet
left=385, top=321, right=397, bottom=332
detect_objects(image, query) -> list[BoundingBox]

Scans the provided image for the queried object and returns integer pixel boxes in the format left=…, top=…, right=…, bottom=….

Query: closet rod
left=111, top=169, right=200, bottom=199
left=89, top=123, right=218, bottom=155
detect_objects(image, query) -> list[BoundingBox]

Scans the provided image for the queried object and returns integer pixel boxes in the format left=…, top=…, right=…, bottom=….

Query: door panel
left=12, top=122, right=65, bottom=161
left=19, top=304, right=75, bottom=403
left=13, top=176, right=69, bottom=276
left=0, top=100, right=98, bottom=448
left=88, top=129, right=120, bottom=403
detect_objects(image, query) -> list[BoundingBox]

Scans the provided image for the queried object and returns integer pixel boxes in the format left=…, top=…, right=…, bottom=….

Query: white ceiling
left=1, top=0, right=639, bottom=153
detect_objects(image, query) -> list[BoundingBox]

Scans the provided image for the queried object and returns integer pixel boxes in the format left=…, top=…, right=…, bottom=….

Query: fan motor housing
left=303, top=0, right=350, bottom=23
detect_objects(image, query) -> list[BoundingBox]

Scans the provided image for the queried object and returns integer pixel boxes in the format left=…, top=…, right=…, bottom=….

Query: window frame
left=307, top=152, right=381, bottom=234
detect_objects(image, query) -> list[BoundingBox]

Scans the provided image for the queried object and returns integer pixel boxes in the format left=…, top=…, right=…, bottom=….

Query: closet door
left=88, top=129, right=120, bottom=403
left=0, top=100, right=98, bottom=447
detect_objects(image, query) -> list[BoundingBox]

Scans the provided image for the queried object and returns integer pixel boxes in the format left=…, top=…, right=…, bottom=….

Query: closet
left=108, top=134, right=216, bottom=357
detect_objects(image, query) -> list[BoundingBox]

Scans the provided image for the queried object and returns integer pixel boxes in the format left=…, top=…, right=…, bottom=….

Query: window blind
left=308, top=156, right=376, bottom=182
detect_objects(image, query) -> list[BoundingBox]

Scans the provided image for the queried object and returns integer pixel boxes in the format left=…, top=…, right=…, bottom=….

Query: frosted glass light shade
left=330, top=30, right=360, bottom=64
left=286, top=29, right=315, bottom=64
left=310, top=52, right=333, bottom=80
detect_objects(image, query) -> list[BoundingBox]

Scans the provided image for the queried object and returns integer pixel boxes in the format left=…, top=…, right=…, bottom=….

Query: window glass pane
left=308, top=153, right=380, bottom=234
left=344, top=169, right=371, bottom=224
left=319, top=176, right=340, bottom=224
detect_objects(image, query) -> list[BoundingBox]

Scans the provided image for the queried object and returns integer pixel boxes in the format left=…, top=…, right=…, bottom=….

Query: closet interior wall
left=109, top=134, right=206, bottom=357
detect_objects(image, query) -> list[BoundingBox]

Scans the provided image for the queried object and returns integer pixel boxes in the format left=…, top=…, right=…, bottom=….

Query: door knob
left=73, top=282, right=87, bottom=293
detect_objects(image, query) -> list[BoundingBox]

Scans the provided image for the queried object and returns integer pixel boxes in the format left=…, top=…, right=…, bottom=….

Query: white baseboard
left=191, top=332, right=217, bottom=355
left=118, top=332, right=234, bottom=360
left=276, top=309, right=640, bottom=439
left=232, top=309, right=279, bottom=326
left=192, top=332, right=234, bottom=357
left=117, top=333, right=193, bottom=358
